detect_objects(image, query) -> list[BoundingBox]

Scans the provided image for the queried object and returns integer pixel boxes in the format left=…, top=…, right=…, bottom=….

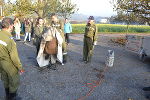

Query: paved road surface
left=0, top=34, right=150, bottom=100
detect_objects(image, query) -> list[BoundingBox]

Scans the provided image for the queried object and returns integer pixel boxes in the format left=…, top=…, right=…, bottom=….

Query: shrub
left=72, top=24, right=150, bottom=34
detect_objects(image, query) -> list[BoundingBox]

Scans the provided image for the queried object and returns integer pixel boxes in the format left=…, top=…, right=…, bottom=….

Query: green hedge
left=72, top=24, right=150, bottom=33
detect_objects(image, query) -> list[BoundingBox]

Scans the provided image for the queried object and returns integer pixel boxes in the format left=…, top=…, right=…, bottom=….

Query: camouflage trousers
left=83, top=37, right=94, bottom=62
left=0, top=60, right=20, bottom=93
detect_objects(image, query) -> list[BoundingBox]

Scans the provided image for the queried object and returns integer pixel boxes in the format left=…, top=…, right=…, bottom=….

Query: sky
left=72, top=0, right=117, bottom=17
left=5, top=0, right=116, bottom=17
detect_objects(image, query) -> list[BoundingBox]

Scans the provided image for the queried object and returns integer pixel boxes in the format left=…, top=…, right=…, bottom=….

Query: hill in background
left=70, top=13, right=109, bottom=23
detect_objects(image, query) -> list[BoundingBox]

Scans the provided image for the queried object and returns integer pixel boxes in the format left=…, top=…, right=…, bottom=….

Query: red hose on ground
left=77, top=66, right=109, bottom=100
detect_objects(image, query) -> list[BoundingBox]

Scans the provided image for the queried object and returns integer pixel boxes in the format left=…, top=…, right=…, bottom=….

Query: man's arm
left=93, top=25, right=98, bottom=42
left=8, top=40, right=23, bottom=71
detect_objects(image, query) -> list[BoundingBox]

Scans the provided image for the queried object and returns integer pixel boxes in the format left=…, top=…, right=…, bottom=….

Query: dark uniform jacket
left=34, top=25, right=46, bottom=46
left=34, top=25, right=46, bottom=38
left=84, top=22, right=97, bottom=42
left=0, top=30, right=23, bottom=72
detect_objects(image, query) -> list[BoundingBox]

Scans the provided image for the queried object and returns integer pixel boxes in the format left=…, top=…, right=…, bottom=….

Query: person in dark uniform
left=0, top=18, right=24, bottom=100
left=83, top=16, right=98, bottom=63
left=34, top=17, right=46, bottom=55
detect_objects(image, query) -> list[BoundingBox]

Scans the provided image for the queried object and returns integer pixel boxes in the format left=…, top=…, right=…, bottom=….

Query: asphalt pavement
left=0, top=34, right=150, bottom=100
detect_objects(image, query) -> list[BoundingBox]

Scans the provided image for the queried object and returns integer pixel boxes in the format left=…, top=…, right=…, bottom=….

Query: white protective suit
left=36, top=27, right=63, bottom=67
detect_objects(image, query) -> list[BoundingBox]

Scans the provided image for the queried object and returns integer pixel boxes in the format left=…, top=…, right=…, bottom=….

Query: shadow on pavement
left=70, top=39, right=83, bottom=46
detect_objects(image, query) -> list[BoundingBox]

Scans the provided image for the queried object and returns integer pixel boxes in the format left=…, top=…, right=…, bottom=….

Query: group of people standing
left=34, top=14, right=73, bottom=70
left=34, top=14, right=97, bottom=70
left=13, top=18, right=33, bottom=42
left=12, top=14, right=73, bottom=70
left=0, top=14, right=97, bottom=100
left=1, top=14, right=150, bottom=100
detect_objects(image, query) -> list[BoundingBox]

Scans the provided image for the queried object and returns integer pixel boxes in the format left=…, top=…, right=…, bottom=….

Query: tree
left=3, top=0, right=78, bottom=18
left=112, top=0, right=150, bottom=25
left=109, top=12, right=145, bottom=25
left=58, top=0, right=78, bottom=18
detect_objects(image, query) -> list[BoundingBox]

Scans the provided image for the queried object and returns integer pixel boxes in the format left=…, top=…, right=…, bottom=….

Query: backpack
left=44, top=35, right=58, bottom=55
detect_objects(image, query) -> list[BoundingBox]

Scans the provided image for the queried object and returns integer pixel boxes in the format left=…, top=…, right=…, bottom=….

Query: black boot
left=63, top=54, right=67, bottom=64
left=143, top=87, right=150, bottom=91
left=9, top=92, right=22, bottom=100
left=146, top=95, right=150, bottom=100
left=5, top=88, right=9, bottom=100
left=45, top=54, right=49, bottom=60
left=48, top=64, right=57, bottom=70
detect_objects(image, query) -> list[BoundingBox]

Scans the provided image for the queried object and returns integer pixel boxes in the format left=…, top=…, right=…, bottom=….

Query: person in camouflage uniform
left=50, top=13, right=67, bottom=63
left=83, top=16, right=98, bottom=63
left=0, top=18, right=24, bottom=100
left=34, top=17, right=46, bottom=55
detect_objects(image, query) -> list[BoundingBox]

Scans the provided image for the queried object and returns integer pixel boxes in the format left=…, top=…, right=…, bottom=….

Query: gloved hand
left=93, top=41, right=97, bottom=45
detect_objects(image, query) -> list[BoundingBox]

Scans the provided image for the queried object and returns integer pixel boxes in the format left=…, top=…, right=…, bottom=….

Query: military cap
left=88, top=16, right=94, bottom=20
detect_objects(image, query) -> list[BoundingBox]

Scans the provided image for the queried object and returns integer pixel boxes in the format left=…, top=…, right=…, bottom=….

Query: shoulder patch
left=0, top=40, right=7, bottom=46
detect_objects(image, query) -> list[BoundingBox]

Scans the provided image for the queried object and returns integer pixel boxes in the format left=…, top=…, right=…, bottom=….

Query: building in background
left=100, top=19, right=108, bottom=24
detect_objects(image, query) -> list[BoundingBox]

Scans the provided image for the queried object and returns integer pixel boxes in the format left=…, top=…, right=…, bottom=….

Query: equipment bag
left=44, top=34, right=58, bottom=55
